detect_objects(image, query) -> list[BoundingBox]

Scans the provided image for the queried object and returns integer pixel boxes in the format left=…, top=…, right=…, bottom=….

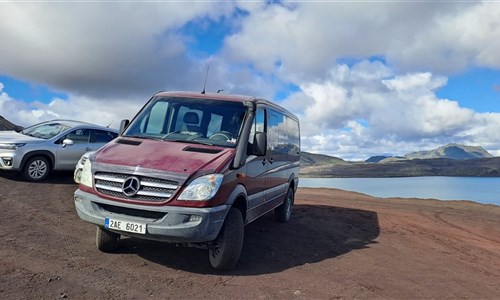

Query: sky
left=1, top=1, right=500, bottom=160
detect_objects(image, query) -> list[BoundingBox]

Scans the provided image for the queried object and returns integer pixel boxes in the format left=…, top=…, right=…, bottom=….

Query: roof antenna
left=217, top=89, right=224, bottom=93
left=201, top=66, right=209, bottom=94
left=106, top=120, right=113, bottom=128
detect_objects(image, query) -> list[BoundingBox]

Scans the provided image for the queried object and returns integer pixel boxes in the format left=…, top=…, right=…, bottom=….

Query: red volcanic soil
left=1, top=172, right=499, bottom=299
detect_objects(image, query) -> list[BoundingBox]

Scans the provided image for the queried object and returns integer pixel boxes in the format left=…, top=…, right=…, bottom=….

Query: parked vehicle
left=0, top=119, right=118, bottom=181
left=73, top=91, right=300, bottom=270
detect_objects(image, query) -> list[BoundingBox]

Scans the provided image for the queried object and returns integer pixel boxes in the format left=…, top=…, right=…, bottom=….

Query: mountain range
left=301, top=144, right=500, bottom=177
left=367, top=143, right=493, bottom=162
left=0, top=115, right=23, bottom=131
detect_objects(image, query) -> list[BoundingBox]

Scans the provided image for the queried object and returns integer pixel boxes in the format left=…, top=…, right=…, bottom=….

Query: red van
left=74, top=91, right=300, bottom=270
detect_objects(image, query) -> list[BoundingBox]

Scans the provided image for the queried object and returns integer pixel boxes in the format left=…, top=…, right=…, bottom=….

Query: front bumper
left=0, top=152, right=19, bottom=170
left=74, top=189, right=229, bottom=243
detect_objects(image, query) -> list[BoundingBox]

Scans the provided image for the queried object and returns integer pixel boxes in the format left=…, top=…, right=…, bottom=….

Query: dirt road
left=1, top=172, right=499, bottom=299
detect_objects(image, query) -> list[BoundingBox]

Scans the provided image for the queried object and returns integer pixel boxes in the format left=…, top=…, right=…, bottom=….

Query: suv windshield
left=21, top=123, right=71, bottom=139
left=124, top=97, right=248, bottom=148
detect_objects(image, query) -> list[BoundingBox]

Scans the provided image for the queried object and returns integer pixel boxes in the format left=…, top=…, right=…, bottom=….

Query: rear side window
left=268, top=109, right=300, bottom=156
left=92, top=130, right=118, bottom=143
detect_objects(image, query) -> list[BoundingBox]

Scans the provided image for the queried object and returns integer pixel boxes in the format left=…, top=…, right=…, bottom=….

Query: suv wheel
left=96, top=227, right=120, bottom=252
left=209, top=208, right=244, bottom=270
left=275, top=187, right=294, bottom=223
left=23, top=156, right=50, bottom=181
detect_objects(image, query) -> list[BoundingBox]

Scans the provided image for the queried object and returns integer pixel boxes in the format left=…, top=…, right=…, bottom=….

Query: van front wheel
left=209, top=208, right=244, bottom=270
left=96, top=226, right=120, bottom=252
left=275, top=187, right=294, bottom=223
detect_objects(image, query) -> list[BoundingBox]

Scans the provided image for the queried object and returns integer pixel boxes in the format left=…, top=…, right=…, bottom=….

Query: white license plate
left=105, top=217, right=146, bottom=234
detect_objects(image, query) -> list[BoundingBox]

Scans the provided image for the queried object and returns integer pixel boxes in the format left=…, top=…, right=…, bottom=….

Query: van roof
left=155, top=91, right=256, bottom=102
left=154, top=91, right=298, bottom=121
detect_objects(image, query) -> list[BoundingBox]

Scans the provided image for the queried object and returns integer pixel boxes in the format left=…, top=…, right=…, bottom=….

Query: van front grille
left=94, top=172, right=178, bottom=203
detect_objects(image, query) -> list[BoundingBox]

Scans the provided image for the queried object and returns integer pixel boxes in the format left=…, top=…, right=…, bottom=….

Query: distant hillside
left=366, top=156, right=390, bottom=163
left=301, top=157, right=500, bottom=178
left=300, top=151, right=346, bottom=167
left=0, top=115, right=23, bottom=131
left=301, top=143, right=499, bottom=178
left=405, top=143, right=492, bottom=160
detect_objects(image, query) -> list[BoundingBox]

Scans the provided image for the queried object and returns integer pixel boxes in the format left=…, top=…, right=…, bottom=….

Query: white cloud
left=225, top=1, right=500, bottom=79
left=1, top=82, right=141, bottom=128
left=283, top=61, right=500, bottom=160
left=0, top=2, right=238, bottom=97
left=1, top=2, right=500, bottom=160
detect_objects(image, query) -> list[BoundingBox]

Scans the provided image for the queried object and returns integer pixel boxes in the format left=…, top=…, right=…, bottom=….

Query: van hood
left=0, top=130, right=43, bottom=143
left=94, top=138, right=235, bottom=175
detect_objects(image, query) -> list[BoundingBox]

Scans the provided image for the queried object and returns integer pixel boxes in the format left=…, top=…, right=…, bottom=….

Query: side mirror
left=251, top=132, right=267, bottom=156
left=62, top=138, right=74, bottom=148
left=119, top=119, right=130, bottom=135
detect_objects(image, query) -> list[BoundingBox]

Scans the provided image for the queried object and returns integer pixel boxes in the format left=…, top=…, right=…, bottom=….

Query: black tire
left=209, top=208, right=244, bottom=270
left=275, top=187, right=294, bottom=223
left=96, top=226, right=120, bottom=252
left=22, top=156, right=50, bottom=182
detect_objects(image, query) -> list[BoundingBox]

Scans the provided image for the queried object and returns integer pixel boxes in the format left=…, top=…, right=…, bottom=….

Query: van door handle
left=85, top=147, right=92, bottom=151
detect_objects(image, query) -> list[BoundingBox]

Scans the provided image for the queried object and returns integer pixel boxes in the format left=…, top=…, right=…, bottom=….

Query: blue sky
left=435, top=68, right=500, bottom=113
left=1, top=1, right=500, bottom=159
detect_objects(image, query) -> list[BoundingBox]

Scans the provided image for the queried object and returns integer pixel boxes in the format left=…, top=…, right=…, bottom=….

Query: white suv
left=0, top=119, right=118, bottom=181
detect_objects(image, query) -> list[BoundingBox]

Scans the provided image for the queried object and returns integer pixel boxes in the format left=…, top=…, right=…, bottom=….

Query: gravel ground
left=1, top=172, right=499, bottom=299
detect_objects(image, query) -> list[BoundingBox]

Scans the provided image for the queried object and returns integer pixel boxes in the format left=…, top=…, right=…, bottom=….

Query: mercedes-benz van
left=74, top=91, right=300, bottom=270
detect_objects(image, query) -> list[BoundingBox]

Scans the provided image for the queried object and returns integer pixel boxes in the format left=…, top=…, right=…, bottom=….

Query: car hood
left=0, top=130, right=43, bottom=143
left=94, top=138, right=235, bottom=175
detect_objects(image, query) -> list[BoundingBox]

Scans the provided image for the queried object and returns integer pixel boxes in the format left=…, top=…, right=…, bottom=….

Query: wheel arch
left=20, top=150, right=56, bottom=170
left=288, top=172, right=299, bottom=193
left=225, top=184, right=248, bottom=224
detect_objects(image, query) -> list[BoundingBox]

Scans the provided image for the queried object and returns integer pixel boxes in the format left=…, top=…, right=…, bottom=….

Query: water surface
left=299, top=177, right=500, bottom=206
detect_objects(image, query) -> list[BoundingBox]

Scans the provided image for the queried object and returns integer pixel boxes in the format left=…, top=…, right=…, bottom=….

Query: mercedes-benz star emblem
left=122, top=176, right=140, bottom=197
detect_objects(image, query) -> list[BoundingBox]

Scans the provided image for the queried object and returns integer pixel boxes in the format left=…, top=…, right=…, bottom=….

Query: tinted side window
left=286, top=117, right=300, bottom=156
left=66, top=129, right=90, bottom=144
left=92, top=130, right=117, bottom=143
left=268, top=110, right=300, bottom=156
left=268, top=111, right=281, bottom=152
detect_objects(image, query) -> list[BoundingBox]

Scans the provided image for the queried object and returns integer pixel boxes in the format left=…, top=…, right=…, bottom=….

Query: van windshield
left=123, top=97, right=248, bottom=148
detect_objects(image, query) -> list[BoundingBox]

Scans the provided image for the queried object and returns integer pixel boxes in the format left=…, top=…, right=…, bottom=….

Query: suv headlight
left=79, top=158, right=93, bottom=188
left=0, top=143, right=26, bottom=150
left=178, top=174, right=223, bottom=201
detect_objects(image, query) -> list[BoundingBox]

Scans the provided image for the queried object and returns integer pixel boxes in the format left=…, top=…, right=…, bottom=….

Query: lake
left=299, top=176, right=500, bottom=206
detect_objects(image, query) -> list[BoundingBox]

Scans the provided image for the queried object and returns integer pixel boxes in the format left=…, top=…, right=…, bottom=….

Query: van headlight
left=79, top=158, right=93, bottom=188
left=178, top=174, right=223, bottom=201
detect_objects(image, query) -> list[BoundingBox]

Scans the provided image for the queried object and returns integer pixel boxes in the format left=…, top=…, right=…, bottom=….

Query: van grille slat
left=94, top=172, right=178, bottom=203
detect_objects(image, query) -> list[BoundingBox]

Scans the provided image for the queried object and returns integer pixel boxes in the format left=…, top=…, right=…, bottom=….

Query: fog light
left=189, top=215, right=202, bottom=222
left=2, top=157, right=13, bottom=167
